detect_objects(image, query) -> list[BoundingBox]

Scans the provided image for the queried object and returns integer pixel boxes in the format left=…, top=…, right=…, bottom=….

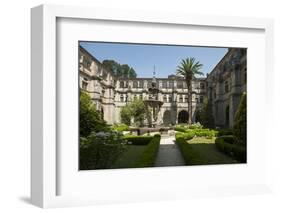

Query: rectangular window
left=162, top=81, right=167, bottom=88
left=200, top=96, right=204, bottom=103
left=179, top=95, right=183, bottom=103
left=82, top=81, right=88, bottom=90
left=200, top=82, right=205, bottom=89
left=178, top=81, right=183, bottom=89
left=168, top=95, right=172, bottom=102
left=169, top=81, right=174, bottom=88
left=225, top=81, right=229, bottom=93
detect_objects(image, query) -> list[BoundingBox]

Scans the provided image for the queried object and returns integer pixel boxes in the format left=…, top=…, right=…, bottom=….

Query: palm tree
left=176, top=58, right=203, bottom=124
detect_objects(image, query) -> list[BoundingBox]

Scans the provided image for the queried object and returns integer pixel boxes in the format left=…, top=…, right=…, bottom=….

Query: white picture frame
left=31, top=4, right=274, bottom=208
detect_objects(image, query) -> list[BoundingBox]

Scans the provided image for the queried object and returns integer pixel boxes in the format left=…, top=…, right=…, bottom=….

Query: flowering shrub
left=79, top=131, right=127, bottom=170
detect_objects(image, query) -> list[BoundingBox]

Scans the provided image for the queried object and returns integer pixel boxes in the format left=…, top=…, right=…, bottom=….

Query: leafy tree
left=80, top=91, right=109, bottom=137
left=200, top=99, right=215, bottom=129
left=176, top=58, right=203, bottom=124
left=102, top=59, right=137, bottom=78
left=120, top=105, right=132, bottom=125
left=233, top=93, right=247, bottom=145
left=130, top=99, right=146, bottom=126
left=120, top=99, right=146, bottom=127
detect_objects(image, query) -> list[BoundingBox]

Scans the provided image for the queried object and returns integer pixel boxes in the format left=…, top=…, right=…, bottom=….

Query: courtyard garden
left=79, top=89, right=246, bottom=170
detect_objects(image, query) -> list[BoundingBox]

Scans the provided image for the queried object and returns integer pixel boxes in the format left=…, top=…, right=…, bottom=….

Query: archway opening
left=178, top=110, right=188, bottom=124
left=163, top=110, right=171, bottom=126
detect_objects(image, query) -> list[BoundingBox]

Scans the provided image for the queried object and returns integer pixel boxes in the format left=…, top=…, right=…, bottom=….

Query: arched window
left=200, top=82, right=205, bottom=89
left=133, top=81, right=138, bottom=88
left=178, top=110, right=188, bottom=124
left=120, top=81, right=124, bottom=88
left=225, top=81, right=229, bottom=93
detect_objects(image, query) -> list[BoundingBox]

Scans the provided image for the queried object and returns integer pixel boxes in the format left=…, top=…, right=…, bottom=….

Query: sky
left=80, top=41, right=228, bottom=78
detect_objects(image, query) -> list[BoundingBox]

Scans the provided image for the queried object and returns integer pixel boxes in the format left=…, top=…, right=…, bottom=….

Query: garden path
left=154, top=135, right=185, bottom=167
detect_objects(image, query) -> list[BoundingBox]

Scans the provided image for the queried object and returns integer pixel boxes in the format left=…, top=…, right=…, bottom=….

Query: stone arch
left=163, top=110, right=171, bottom=126
left=178, top=110, right=188, bottom=124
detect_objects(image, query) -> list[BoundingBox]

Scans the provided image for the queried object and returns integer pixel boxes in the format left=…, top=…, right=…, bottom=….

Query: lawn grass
left=186, top=137, right=238, bottom=165
left=111, top=145, right=147, bottom=169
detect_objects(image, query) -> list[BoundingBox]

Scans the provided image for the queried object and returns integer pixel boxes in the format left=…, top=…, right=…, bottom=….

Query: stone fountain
left=144, top=72, right=163, bottom=128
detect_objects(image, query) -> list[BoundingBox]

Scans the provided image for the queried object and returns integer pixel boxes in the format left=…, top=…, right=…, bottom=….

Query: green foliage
left=176, top=132, right=195, bottom=141
left=120, top=105, right=132, bottom=126
left=215, top=137, right=246, bottom=163
left=112, top=123, right=129, bottom=132
left=217, top=129, right=233, bottom=137
left=176, top=57, right=204, bottom=124
left=102, top=59, right=137, bottom=78
left=120, top=99, right=147, bottom=127
left=124, top=135, right=154, bottom=145
left=200, top=99, right=215, bottom=129
left=174, top=126, right=217, bottom=139
left=175, top=134, right=205, bottom=165
left=79, top=91, right=109, bottom=137
left=134, top=135, right=161, bottom=167
left=217, top=135, right=235, bottom=144
left=174, top=126, right=187, bottom=133
left=233, top=93, right=247, bottom=144
left=79, top=131, right=127, bottom=170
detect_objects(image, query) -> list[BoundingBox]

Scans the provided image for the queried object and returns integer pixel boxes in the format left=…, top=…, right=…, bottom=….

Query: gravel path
left=154, top=135, right=185, bottom=167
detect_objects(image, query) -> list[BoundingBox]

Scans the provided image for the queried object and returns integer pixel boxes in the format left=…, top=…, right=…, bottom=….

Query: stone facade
left=79, top=46, right=246, bottom=127
left=206, top=48, right=247, bottom=128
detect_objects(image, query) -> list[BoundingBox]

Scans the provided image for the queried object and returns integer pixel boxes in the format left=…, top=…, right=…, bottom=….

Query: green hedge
left=175, top=134, right=205, bottom=165
left=217, top=129, right=233, bottom=137
left=218, top=135, right=235, bottom=144
left=124, top=135, right=154, bottom=145
left=193, top=129, right=217, bottom=139
left=176, top=132, right=195, bottom=140
left=175, top=127, right=217, bottom=139
left=174, top=126, right=187, bottom=133
left=134, top=135, right=161, bottom=167
left=215, top=137, right=246, bottom=163
left=112, top=123, right=129, bottom=132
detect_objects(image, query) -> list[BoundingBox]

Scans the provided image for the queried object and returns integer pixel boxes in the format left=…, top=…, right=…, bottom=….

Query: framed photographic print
left=31, top=4, right=274, bottom=208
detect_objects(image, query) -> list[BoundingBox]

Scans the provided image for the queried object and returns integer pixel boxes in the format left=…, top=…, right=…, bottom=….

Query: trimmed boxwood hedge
left=124, top=135, right=154, bottom=145
left=175, top=127, right=217, bottom=139
left=174, top=126, right=187, bottom=133
left=134, top=134, right=161, bottom=167
left=215, top=137, right=246, bottom=163
left=217, top=129, right=233, bottom=137
left=217, top=135, right=235, bottom=144
left=175, top=134, right=205, bottom=165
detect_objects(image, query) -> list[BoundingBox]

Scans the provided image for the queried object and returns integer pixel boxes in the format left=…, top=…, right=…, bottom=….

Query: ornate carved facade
left=79, top=46, right=246, bottom=127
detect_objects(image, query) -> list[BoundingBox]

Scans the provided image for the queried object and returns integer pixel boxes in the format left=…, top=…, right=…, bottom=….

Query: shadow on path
left=154, top=136, right=185, bottom=167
